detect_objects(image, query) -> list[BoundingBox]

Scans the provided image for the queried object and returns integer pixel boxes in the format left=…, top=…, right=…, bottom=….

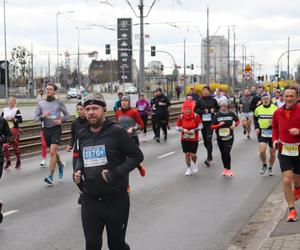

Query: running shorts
left=257, top=135, right=273, bottom=148
left=181, top=140, right=198, bottom=154
left=241, top=112, right=253, bottom=120
left=43, top=126, right=62, bottom=147
left=278, top=152, right=300, bottom=174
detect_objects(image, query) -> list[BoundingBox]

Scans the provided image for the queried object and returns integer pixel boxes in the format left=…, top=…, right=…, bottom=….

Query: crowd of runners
left=0, top=82, right=300, bottom=249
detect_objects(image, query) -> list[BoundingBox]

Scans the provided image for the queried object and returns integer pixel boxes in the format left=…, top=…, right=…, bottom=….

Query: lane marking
left=3, top=210, right=19, bottom=217
left=157, top=151, right=175, bottom=159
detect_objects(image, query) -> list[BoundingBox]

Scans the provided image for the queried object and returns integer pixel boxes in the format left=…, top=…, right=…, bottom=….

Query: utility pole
left=31, top=43, right=34, bottom=97
left=206, top=6, right=210, bottom=85
left=183, top=38, right=186, bottom=95
left=287, top=36, right=290, bottom=81
left=227, top=27, right=230, bottom=95
left=3, top=0, right=8, bottom=98
left=233, top=30, right=236, bottom=95
left=139, top=0, right=145, bottom=92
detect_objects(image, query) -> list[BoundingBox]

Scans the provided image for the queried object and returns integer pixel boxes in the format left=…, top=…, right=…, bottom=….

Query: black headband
left=83, top=99, right=106, bottom=108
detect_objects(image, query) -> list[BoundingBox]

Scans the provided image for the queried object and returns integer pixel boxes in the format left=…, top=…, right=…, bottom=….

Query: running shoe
left=260, top=164, right=268, bottom=175
left=164, top=133, right=167, bottom=141
left=243, top=129, right=246, bottom=135
left=40, top=160, right=46, bottom=168
left=294, top=187, right=300, bottom=201
left=268, top=167, right=273, bottom=176
left=15, top=160, right=21, bottom=169
left=222, top=169, right=228, bottom=176
left=44, top=176, right=54, bottom=185
left=191, top=162, right=199, bottom=174
left=226, top=170, right=234, bottom=176
left=185, top=167, right=192, bottom=176
left=58, top=162, right=65, bottom=179
left=4, top=160, right=11, bottom=169
left=204, top=160, right=212, bottom=167
left=138, top=164, right=146, bottom=177
left=287, top=208, right=297, bottom=222
left=155, top=137, right=160, bottom=143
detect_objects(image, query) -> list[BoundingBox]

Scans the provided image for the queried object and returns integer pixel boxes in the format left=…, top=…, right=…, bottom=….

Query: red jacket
left=176, top=114, right=202, bottom=141
left=272, top=103, right=300, bottom=152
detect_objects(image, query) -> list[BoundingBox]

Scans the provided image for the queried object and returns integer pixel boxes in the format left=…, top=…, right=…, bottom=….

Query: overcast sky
left=1, top=0, right=300, bottom=76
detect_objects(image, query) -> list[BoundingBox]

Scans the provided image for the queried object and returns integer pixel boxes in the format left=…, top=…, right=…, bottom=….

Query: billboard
left=117, top=18, right=132, bottom=84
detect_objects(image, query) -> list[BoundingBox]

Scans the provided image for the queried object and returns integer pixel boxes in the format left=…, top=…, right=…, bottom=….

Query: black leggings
left=81, top=193, right=130, bottom=250
left=201, top=125, right=213, bottom=161
left=140, top=114, right=148, bottom=134
left=217, top=137, right=234, bottom=170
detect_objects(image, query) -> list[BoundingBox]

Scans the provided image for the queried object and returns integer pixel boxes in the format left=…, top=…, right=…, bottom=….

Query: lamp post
left=56, top=10, right=74, bottom=86
left=3, top=0, right=8, bottom=98
left=76, top=26, right=91, bottom=87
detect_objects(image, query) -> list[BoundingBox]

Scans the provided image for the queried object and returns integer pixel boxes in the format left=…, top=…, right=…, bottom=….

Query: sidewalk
left=229, top=182, right=300, bottom=250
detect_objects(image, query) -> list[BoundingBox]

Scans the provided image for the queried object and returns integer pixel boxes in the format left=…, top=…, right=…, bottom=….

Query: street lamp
left=56, top=10, right=74, bottom=86
left=76, top=26, right=91, bottom=87
left=3, top=0, right=8, bottom=98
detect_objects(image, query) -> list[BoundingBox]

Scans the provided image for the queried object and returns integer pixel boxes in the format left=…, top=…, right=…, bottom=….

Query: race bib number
left=261, top=129, right=272, bottom=138
left=83, top=145, right=108, bottom=168
left=138, top=105, right=146, bottom=111
left=49, top=112, right=57, bottom=119
left=7, top=121, right=14, bottom=128
left=282, top=144, right=299, bottom=157
left=202, top=113, right=212, bottom=121
left=219, top=128, right=230, bottom=137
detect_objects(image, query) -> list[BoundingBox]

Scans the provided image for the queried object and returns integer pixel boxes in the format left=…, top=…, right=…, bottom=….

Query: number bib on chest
left=183, top=131, right=196, bottom=139
left=261, top=129, right=272, bottom=138
left=83, top=145, right=108, bottom=168
left=282, top=144, right=299, bottom=157
left=50, top=112, right=57, bottom=119
left=202, top=113, right=212, bottom=121
left=219, top=128, right=230, bottom=137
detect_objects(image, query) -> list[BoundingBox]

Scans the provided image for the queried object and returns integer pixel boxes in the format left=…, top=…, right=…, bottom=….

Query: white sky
left=1, top=0, right=300, bottom=76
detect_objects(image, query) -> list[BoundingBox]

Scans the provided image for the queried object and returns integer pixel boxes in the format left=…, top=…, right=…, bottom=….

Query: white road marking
left=3, top=210, right=19, bottom=217
left=157, top=151, right=175, bottom=159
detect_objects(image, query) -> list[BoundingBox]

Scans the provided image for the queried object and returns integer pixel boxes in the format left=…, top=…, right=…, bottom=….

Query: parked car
left=67, top=88, right=81, bottom=99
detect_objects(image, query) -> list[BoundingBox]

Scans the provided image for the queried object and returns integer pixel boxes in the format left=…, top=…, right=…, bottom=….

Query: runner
left=250, top=85, right=264, bottom=111
left=153, top=88, right=171, bottom=142
left=113, top=91, right=123, bottom=112
left=34, top=83, right=70, bottom=185
left=66, top=102, right=86, bottom=203
left=115, top=95, right=146, bottom=178
left=274, top=90, right=285, bottom=108
left=273, top=86, right=300, bottom=222
left=136, top=92, right=151, bottom=142
left=211, top=100, right=240, bottom=176
left=150, top=90, right=158, bottom=140
left=214, top=88, right=228, bottom=107
left=194, top=86, right=219, bottom=166
left=176, top=100, right=202, bottom=176
left=187, top=87, right=199, bottom=101
left=0, top=115, right=13, bottom=224
left=254, top=92, right=277, bottom=176
left=73, top=93, right=144, bottom=250
left=239, top=89, right=253, bottom=139
left=1, top=97, right=23, bottom=169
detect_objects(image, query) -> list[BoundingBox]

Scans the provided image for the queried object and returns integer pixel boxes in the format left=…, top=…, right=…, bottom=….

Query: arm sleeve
left=214, top=99, right=220, bottom=113
left=115, top=128, right=144, bottom=177
left=166, top=97, right=171, bottom=107
left=272, top=111, right=279, bottom=142
left=60, top=102, right=70, bottom=122
left=15, top=109, right=23, bottom=123
left=194, top=100, right=204, bottom=115
left=176, top=115, right=182, bottom=131
left=69, top=121, right=76, bottom=148
left=211, top=114, right=221, bottom=130
left=134, top=110, right=144, bottom=129
left=34, top=104, right=43, bottom=121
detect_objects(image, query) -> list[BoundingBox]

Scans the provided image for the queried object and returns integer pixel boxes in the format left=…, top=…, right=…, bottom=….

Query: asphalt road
left=0, top=127, right=281, bottom=250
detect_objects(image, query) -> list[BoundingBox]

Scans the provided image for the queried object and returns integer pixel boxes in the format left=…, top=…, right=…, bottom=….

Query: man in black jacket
left=153, top=88, right=171, bottom=142
left=74, top=93, right=144, bottom=250
left=194, top=86, right=219, bottom=166
left=0, top=116, right=13, bottom=224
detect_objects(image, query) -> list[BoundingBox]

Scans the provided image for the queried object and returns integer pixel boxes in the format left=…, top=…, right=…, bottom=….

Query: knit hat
left=261, top=92, right=271, bottom=99
left=83, top=93, right=106, bottom=108
left=121, top=95, right=131, bottom=102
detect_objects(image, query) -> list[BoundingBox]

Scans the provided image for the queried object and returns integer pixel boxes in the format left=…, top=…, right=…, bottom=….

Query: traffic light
left=151, top=46, right=156, bottom=56
left=160, top=64, right=164, bottom=71
left=194, top=76, right=197, bottom=83
left=257, top=75, right=261, bottom=81
left=105, top=44, right=110, bottom=55
left=191, top=64, right=194, bottom=70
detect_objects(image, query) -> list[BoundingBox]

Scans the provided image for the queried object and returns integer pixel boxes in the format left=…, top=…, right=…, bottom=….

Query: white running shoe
left=40, top=160, right=46, bottom=168
left=185, top=167, right=192, bottom=176
left=191, top=162, right=199, bottom=174
left=142, top=133, right=147, bottom=142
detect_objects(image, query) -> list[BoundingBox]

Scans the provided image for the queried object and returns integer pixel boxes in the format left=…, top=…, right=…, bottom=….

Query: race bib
left=83, top=145, right=108, bottom=168
left=219, top=128, right=230, bottom=137
left=282, top=144, right=299, bottom=157
left=183, top=131, right=196, bottom=139
left=49, top=112, right=57, bottom=119
left=202, top=113, right=212, bottom=121
left=138, top=105, right=146, bottom=111
left=7, top=121, right=14, bottom=128
left=261, top=129, right=272, bottom=138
